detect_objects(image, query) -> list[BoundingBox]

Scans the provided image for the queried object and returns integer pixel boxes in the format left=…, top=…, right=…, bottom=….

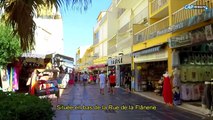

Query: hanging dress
left=163, top=76, right=173, bottom=104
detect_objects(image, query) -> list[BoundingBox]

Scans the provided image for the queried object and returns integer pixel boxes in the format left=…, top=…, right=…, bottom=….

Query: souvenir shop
left=133, top=44, right=168, bottom=94
left=18, top=54, right=48, bottom=93
left=0, top=53, right=50, bottom=93
left=0, top=61, right=22, bottom=92
left=119, top=64, right=131, bottom=88
left=168, top=23, right=213, bottom=109
left=46, top=53, right=74, bottom=88
left=108, top=55, right=132, bottom=87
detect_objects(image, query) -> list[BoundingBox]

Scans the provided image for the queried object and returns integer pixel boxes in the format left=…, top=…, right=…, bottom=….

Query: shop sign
left=133, top=46, right=161, bottom=57
left=108, top=55, right=132, bottom=66
left=134, top=50, right=168, bottom=63
left=108, top=57, right=123, bottom=66
left=119, top=55, right=131, bottom=65
left=157, top=27, right=172, bottom=36
left=112, top=57, right=122, bottom=65
left=169, top=24, right=213, bottom=48
left=148, top=27, right=172, bottom=40
left=190, top=26, right=207, bottom=44
left=171, top=22, right=185, bottom=32
left=171, top=9, right=213, bottom=32
left=205, top=24, right=213, bottom=41
left=168, top=33, right=192, bottom=48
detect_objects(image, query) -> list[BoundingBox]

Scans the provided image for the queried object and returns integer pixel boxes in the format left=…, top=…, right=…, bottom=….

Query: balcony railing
left=151, top=0, right=168, bottom=14
left=108, top=46, right=117, bottom=55
left=117, top=8, right=126, bottom=18
left=134, top=16, right=169, bottom=44
left=172, top=0, right=212, bottom=25
left=131, top=7, right=148, bottom=24
left=107, top=36, right=117, bottom=55
left=117, top=35, right=132, bottom=51
left=118, top=21, right=131, bottom=33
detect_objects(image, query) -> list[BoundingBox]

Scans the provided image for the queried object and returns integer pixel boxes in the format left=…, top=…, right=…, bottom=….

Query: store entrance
left=138, top=61, right=167, bottom=94
left=120, top=64, right=131, bottom=88
left=18, top=62, right=44, bottom=93
left=177, top=43, right=213, bottom=108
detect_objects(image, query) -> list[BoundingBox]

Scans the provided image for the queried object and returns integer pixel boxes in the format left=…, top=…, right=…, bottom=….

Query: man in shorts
left=99, top=71, right=106, bottom=95
left=109, top=71, right=116, bottom=94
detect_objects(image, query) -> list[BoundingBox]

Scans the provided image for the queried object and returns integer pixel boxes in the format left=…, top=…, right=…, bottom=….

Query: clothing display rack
left=203, top=78, right=213, bottom=120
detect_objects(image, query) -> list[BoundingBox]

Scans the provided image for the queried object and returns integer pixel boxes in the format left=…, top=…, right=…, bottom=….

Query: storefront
left=18, top=53, right=47, bottom=93
left=88, top=64, right=107, bottom=75
left=91, top=57, right=108, bottom=77
left=133, top=44, right=168, bottom=94
left=0, top=61, right=22, bottom=92
left=108, top=55, right=131, bottom=87
left=168, top=23, right=213, bottom=108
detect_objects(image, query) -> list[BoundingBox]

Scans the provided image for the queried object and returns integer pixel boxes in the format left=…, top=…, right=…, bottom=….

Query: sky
left=60, top=0, right=112, bottom=59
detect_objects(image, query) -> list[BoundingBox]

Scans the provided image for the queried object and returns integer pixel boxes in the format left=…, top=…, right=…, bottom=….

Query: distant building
left=75, top=45, right=91, bottom=71
left=30, top=5, right=64, bottom=55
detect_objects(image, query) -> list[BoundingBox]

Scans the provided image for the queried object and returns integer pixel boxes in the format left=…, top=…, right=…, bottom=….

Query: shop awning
left=21, top=53, right=46, bottom=59
left=95, top=64, right=106, bottom=68
left=132, top=44, right=165, bottom=57
left=88, top=66, right=95, bottom=70
left=46, top=53, right=74, bottom=62
left=88, top=64, right=106, bottom=70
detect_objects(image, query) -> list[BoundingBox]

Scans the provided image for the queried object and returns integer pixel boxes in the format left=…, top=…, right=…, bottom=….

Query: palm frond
left=0, top=0, right=92, bottom=52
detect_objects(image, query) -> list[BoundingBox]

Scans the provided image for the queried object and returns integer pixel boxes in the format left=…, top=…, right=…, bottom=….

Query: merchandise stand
left=210, top=78, right=213, bottom=120
left=204, top=78, right=213, bottom=120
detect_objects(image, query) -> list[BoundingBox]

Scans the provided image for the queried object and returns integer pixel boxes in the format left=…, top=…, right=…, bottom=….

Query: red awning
left=95, top=64, right=106, bottom=68
left=88, top=66, right=95, bottom=70
left=88, top=64, right=106, bottom=70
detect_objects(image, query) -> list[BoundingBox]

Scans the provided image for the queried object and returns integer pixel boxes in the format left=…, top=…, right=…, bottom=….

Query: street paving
left=53, top=83, right=205, bottom=120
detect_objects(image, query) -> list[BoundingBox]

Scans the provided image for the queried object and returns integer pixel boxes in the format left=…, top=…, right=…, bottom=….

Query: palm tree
left=0, top=0, right=91, bottom=52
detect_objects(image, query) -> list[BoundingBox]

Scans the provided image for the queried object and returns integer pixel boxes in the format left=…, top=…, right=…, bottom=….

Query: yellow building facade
left=75, top=46, right=91, bottom=71
left=84, top=1, right=213, bottom=110
left=132, top=0, right=213, bottom=110
left=110, top=0, right=149, bottom=87
left=76, top=47, right=81, bottom=71
left=93, top=11, right=108, bottom=69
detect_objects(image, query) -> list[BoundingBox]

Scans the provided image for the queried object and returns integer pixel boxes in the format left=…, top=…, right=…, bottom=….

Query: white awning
left=21, top=53, right=46, bottom=59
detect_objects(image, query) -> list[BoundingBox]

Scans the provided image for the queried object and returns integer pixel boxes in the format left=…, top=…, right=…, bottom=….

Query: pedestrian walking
left=109, top=71, right=116, bottom=94
left=93, top=73, right=97, bottom=84
left=107, top=71, right=112, bottom=93
left=68, top=70, right=74, bottom=86
left=82, top=71, right=89, bottom=86
left=80, top=72, right=83, bottom=84
left=96, top=73, right=99, bottom=84
left=124, top=73, right=131, bottom=93
left=89, top=73, right=93, bottom=84
left=99, top=71, right=106, bottom=95
left=75, top=73, right=78, bottom=84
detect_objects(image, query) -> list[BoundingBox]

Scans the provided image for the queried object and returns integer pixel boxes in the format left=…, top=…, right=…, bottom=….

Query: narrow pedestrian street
left=53, top=83, right=204, bottom=120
